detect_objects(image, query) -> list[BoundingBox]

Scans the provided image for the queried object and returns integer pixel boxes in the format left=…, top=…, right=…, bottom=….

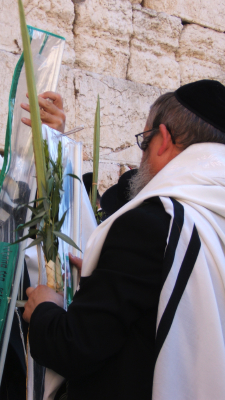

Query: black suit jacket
left=29, top=197, right=171, bottom=400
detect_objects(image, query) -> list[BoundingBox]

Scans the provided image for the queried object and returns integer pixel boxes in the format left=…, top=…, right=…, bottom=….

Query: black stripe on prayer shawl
left=154, top=224, right=201, bottom=362
left=161, top=198, right=184, bottom=288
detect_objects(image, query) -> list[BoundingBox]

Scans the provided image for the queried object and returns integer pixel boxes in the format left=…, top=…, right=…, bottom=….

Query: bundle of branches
left=15, top=0, right=80, bottom=292
left=15, top=140, right=80, bottom=291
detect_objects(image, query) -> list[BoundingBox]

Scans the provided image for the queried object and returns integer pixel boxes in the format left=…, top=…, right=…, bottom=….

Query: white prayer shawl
left=82, top=142, right=225, bottom=400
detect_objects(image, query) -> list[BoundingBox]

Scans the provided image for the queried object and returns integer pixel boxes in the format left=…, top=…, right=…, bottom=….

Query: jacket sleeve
left=29, top=198, right=170, bottom=379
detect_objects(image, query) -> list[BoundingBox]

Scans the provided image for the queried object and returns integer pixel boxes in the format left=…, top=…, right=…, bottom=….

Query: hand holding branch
left=23, top=285, right=64, bottom=323
left=21, top=91, right=66, bottom=133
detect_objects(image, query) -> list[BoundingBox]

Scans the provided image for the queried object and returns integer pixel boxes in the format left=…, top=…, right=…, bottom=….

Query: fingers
left=21, top=102, right=31, bottom=126
left=23, top=307, right=31, bottom=323
left=21, top=102, right=30, bottom=113
left=20, top=92, right=66, bottom=133
left=69, top=253, right=83, bottom=271
left=38, top=105, right=65, bottom=133
left=23, top=287, right=36, bottom=323
left=39, top=91, right=64, bottom=110
left=23, top=285, right=64, bottom=323
left=26, top=287, right=35, bottom=297
left=38, top=96, right=62, bottom=115
left=21, top=116, right=31, bottom=127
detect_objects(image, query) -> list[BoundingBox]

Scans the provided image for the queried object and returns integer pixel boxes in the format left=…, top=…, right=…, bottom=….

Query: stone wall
left=1, top=0, right=225, bottom=193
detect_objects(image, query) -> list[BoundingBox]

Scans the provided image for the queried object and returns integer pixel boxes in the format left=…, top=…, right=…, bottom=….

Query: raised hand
left=21, top=91, right=66, bottom=133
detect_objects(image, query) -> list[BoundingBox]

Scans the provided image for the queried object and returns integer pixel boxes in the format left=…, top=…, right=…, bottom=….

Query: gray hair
left=147, top=92, right=225, bottom=149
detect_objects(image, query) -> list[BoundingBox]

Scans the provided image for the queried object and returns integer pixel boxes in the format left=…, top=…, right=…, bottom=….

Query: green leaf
left=53, top=231, right=82, bottom=252
left=52, top=181, right=60, bottom=219
left=54, top=210, right=67, bottom=232
left=44, top=139, right=50, bottom=169
left=47, top=177, right=54, bottom=197
left=24, top=236, right=43, bottom=249
left=18, top=0, right=47, bottom=200
left=49, top=158, right=55, bottom=168
left=10, top=230, right=40, bottom=245
left=32, top=209, right=46, bottom=220
left=41, top=182, right=47, bottom=198
left=16, top=216, right=43, bottom=231
left=26, top=205, right=38, bottom=215
left=16, top=197, right=47, bottom=210
left=56, top=141, right=63, bottom=181
left=36, top=202, right=45, bottom=211
left=28, top=229, right=40, bottom=236
left=67, top=173, right=81, bottom=183
left=43, top=198, right=50, bottom=213
left=46, top=225, right=52, bottom=260
left=52, top=245, right=58, bottom=263
left=27, top=204, right=45, bottom=216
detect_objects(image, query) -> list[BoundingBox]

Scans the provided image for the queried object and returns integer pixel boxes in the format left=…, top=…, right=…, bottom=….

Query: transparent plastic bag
left=0, top=25, right=65, bottom=388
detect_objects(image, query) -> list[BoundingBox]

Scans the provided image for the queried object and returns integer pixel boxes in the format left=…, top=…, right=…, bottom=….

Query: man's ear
left=157, top=124, right=172, bottom=156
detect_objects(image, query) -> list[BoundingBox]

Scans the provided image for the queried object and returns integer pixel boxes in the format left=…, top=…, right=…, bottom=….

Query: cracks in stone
left=73, top=77, right=79, bottom=99
left=73, top=76, right=79, bottom=128
left=125, top=6, right=135, bottom=81
left=181, top=19, right=191, bottom=26
left=25, top=5, right=36, bottom=16
left=71, top=0, right=82, bottom=60
left=126, top=35, right=133, bottom=81
left=112, top=143, right=136, bottom=153
left=174, top=19, right=185, bottom=87
left=71, top=0, right=81, bottom=37
left=71, top=0, right=76, bottom=36
left=13, top=40, right=22, bottom=54
left=85, top=143, right=136, bottom=155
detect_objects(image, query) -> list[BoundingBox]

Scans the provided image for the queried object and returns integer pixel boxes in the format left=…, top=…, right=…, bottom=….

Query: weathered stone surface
left=68, top=69, right=162, bottom=153
left=57, top=65, right=77, bottom=132
left=0, top=0, right=22, bottom=54
left=24, top=0, right=75, bottom=66
left=177, top=24, right=225, bottom=86
left=83, top=160, right=120, bottom=195
left=143, top=0, right=225, bottom=32
left=101, top=144, right=141, bottom=166
left=127, top=5, right=182, bottom=90
left=74, top=0, right=133, bottom=79
left=0, top=0, right=75, bottom=65
left=0, top=51, right=19, bottom=151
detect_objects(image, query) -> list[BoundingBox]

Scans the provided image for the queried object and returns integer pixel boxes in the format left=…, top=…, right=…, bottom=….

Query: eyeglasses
left=135, top=126, right=176, bottom=151
left=135, top=129, right=158, bottom=151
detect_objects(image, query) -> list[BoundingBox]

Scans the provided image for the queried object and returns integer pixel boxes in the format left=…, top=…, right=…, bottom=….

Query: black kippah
left=174, top=80, right=225, bottom=133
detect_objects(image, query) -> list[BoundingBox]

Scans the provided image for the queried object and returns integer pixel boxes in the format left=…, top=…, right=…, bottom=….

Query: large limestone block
left=101, top=144, right=141, bottom=166
left=0, top=51, right=19, bottom=151
left=0, top=0, right=75, bottom=65
left=67, top=69, right=162, bottom=155
left=143, top=0, right=225, bottom=32
left=127, top=5, right=182, bottom=90
left=73, top=0, right=133, bottom=79
left=57, top=65, right=76, bottom=133
left=0, top=0, right=21, bottom=53
left=24, top=0, right=75, bottom=66
left=177, top=24, right=225, bottom=86
left=57, top=68, right=161, bottom=167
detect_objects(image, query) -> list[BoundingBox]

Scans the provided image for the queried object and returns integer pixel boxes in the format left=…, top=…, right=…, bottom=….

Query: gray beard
left=128, top=156, right=155, bottom=200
